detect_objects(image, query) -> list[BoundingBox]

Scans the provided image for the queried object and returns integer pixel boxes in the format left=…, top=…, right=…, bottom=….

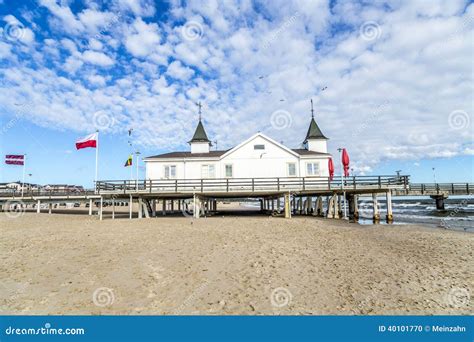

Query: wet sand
left=0, top=211, right=472, bottom=315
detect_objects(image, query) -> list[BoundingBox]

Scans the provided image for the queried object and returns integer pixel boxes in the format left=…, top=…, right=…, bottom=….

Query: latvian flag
left=5, top=155, right=24, bottom=165
left=76, top=133, right=98, bottom=150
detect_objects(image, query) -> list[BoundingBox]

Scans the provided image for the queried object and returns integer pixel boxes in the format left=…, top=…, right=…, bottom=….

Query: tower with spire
left=303, top=99, right=328, bottom=153
left=189, top=102, right=212, bottom=154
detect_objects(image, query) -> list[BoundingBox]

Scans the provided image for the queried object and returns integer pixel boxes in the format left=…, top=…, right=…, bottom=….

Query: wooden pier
left=1, top=177, right=471, bottom=222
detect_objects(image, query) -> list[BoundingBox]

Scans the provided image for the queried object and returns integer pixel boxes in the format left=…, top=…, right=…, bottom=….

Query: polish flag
left=76, top=133, right=98, bottom=150
left=5, top=155, right=24, bottom=165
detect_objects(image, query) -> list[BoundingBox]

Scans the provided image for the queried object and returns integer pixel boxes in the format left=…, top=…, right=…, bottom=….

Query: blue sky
left=0, top=0, right=473, bottom=188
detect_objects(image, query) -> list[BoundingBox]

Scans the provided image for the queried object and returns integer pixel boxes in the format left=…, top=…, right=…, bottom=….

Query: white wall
left=307, top=139, right=327, bottom=153
left=145, top=134, right=330, bottom=180
left=191, top=142, right=210, bottom=153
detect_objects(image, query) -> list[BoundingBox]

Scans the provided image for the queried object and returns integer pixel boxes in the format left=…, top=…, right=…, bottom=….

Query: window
left=164, top=165, right=176, bottom=179
left=254, top=144, right=265, bottom=150
left=287, top=163, right=296, bottom=176
left=201, top=164, right=216, bottom=178
left=225, top=164, right=233, bottom=178
left=306, top=162, right=320, bottom=176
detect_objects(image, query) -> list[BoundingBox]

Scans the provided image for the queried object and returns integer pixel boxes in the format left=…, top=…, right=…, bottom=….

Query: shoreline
left=1, top=213, right=472, bottom=315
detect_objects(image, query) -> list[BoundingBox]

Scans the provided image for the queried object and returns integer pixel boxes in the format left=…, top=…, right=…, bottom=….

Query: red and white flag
left=5, top=155, right=25, bottom=165
left=76, top=133, right=98, bottom=150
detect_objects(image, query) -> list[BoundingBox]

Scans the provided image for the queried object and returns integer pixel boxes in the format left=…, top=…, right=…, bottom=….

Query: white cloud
left=124, top=18, right=161, bottom=58
left=166, top=60, right=194, bottom=80
left=0, top=0, right=472, bottom=172
left=81, top=50, right=115, bottom=66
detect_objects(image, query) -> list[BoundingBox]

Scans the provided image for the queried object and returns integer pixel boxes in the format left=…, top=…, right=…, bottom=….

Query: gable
left=221, top=133, right=300, bottom=160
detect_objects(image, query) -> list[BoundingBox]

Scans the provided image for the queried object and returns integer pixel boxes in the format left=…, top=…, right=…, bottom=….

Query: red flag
left=342, top=148, right=350, bottom=177
left=5, top=155, right=24, bottom=165
left=76, top=133, right=97, bottom=150
left=328, top=158, right=334, bottom=181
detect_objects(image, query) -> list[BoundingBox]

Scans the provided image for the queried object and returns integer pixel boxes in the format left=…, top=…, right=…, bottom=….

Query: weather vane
left=310, top=99, right=314, bottom=118
left=196, top=101, right=202, bottom=121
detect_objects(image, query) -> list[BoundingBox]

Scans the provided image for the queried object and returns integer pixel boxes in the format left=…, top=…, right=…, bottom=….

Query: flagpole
left=21, top=154, right=26, bottom=198
left=95, top=130, right=99, bottom=193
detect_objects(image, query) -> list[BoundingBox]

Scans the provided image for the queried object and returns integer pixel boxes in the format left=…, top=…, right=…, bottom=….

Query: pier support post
left=372, top=193, right=380, bottom=222
left=178, top=200, right=181, bottom=212
left=48, top=203, right=52, bottom=214
left=284, top=193, right=291, bottom=219
left=129, top=195, right=133, bottom=219
left=297, top=197, right=302, bottom=214
left=352, top=195, right=359, bottom=220
left=138, top=197, right=143, bottom=219
left=193, top=196, right=201, bottom=219
left=171, top=200, right=174, bottom=213
left=152, top=199, right=157, bottom=217
left=271, top=198, right=275, bottom=211
left=386, top=191, right=393, bottom=223
left=162, top=199, right=166, bottom=216
left=99, top=197, right=103, bottom=221
left=112, top=199, right=115, bottom=220
left=334, top=195, right=340, bottom=219
left=259, top=199, right=263, bottom=211
left=88, top=198, right=93, bottom=216
left=306, top=196, right=312, bottom=215
left=431, top=195, right=447, bottom=210
left=36, top=200, right=41, bottom=214
left=314, top=197, right=323, bottom=216
left=277, top=198, right=281, bottom=212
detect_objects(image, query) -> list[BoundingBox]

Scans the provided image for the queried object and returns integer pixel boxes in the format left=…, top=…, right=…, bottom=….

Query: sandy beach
left=1, top=211, right=472, bottom=315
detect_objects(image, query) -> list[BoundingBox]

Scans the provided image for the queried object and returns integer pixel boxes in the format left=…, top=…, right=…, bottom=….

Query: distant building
left=144, top=104, right=331, bottom=179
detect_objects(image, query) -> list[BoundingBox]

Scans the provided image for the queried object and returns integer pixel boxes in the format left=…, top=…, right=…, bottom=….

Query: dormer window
left=254, top=144, right=265, bottom=150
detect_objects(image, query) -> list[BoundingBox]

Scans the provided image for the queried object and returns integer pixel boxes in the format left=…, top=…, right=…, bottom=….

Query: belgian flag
left=124, top=155, right=132, bottom=167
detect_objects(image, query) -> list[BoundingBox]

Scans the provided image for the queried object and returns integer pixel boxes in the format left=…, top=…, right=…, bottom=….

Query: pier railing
left=96, top=175, right=409, bottom=195
left=0, top=188, right=96, bottom=198
left=399, top=183, right=473, bottom=196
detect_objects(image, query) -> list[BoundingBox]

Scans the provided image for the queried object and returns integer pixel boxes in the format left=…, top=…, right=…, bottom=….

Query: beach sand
left=1, top=210, right=472, bottom=315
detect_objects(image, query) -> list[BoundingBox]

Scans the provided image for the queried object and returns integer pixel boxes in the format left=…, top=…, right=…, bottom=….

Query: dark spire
left=303, top=99, right=328, bottom=143
left=189, top=102, right=211, bottom=144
